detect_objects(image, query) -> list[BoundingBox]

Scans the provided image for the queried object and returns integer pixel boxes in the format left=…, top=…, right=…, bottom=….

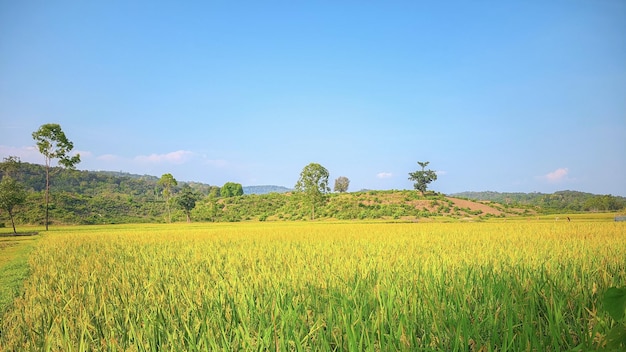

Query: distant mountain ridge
left=243, top=185, right=292, bottom=195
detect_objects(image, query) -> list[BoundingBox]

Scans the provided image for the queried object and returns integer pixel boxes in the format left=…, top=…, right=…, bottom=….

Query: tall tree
left=32, top=124, right=81, bottom=230
left=158, top=173, right=177, bottom=223
left=221, top=182, right=243, bottom=198
left=408, top=161, right=438, bottom=196
left=176, top=184, right=198, bottom=223
left=334, top=176, right=350, bottom=193
left=295, top=163, right=330, bottom=220
left=0, top=176, right=27, bottom=234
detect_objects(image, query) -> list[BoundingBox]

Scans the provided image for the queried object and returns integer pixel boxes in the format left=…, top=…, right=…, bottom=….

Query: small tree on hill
left=295, top=163, right=330, bottom=220
left=176, top=184, right=199, bottom=223
left=0, top=176, right=27, bottom=234
left=158, top=173, right=177, bottom=223
left=408, top=161, right=437, bottom=196
left=221, top=182, right=243, bottom=197
left=32, top=123, right=81, bottom=230
left=334, top=176, right=350, bottom=193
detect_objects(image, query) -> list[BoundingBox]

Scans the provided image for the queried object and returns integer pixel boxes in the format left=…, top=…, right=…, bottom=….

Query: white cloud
left=543, top=168, right=569, bottom=182
left=135, top=150, right=193, bottom=164
left=376, top=172, right=393, bottom=179
left=436, top=170, right=447, bottom=176
left=0, top=145, right=43, bottom=163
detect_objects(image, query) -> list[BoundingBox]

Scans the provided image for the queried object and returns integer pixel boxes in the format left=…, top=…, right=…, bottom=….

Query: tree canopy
left=176, top=184, right=199, bottom=223
left=0, top=176, right=27, bottom=234
left=221, top=182, right=243, bottom=198
left=408, top=161, right=438, bottom=196
left=32, top=123, right=80, bottom=230
left=158, top=173, right=178, bottom=223
left=334, top=176, right=350, bottom=193
left=294, top=163, right=330, bottom=220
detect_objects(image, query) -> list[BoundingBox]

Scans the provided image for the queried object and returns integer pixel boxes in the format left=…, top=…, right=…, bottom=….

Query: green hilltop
left=1, top=162, right=624, bottom=226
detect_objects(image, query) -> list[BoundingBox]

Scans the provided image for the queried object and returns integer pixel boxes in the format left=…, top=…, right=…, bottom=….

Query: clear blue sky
left=1, top=1, right=625, bottom=195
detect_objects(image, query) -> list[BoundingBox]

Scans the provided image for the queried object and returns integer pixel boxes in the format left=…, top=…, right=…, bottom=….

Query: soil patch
left=447, top=198, right=502, bottom=216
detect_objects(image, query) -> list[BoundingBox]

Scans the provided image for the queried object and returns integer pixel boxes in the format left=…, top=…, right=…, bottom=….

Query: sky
left=1, top=1, right=625, bottom=196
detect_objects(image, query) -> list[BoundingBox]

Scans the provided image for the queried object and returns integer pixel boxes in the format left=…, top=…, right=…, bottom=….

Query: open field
left=0, top=221, right=625, bottom=351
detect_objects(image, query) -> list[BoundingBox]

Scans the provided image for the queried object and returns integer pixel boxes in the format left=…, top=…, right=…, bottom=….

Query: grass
left=0, top=221, right=624, bottom=351
left=0, top=228, right=40, bottom=314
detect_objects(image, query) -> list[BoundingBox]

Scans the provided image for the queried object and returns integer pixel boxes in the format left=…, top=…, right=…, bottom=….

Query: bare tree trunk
left=45, top=163, right=50, bottom=231
left=186, top=212, right=191, bottom=223
left=9, top=209, right=17, bottom=234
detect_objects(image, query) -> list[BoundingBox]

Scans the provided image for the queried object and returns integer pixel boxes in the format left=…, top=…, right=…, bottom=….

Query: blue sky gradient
left=1, top=1, right=625, bottom=195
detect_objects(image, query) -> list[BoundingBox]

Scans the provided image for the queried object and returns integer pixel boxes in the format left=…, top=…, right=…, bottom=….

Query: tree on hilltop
left=32, top=123, right=81, bottom=230
left=408, top=161, right=437, bottom=196
left=334, top=176, right=350, bottom=193
left=295, top=163, right=330, bottom=220
left=176, top=184, right=199, bottom=223
left=158, top=173, right=177, bottom=223
left=221, top=182, right=243, bottom=198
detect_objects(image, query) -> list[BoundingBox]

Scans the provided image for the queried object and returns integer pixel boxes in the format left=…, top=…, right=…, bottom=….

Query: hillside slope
left=1, top=161, right=622, bottom=225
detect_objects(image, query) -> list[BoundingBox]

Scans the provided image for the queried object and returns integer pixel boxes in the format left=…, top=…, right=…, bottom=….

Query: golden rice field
left=0, top=221, right=625, bottom=351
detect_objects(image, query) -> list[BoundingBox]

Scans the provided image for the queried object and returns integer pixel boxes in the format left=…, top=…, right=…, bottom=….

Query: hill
left=1, top=161, right=624, bottom=225
left=450, top=190, right=626, bottom=213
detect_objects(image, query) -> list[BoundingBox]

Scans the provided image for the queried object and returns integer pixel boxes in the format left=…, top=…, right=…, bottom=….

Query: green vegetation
left=220, top=182, right=243, bottom=198
left=408, top=161, right=437, bottom=196
left=176, top=184, right=199, bottom=223
left=294, top=163, right=331, bottom=220
left=0, top=176, right=27, bottom=233
left=158, top=173, right=178, bottom=223
left=601, top=286, right=626, bottom=350
left=453, top=190, right=626, bottom=213
left=0, top=231, right=39, bottom=314
left=32, top=123, right=81, bottom=230
left=1, top=161, right=624, bottom=227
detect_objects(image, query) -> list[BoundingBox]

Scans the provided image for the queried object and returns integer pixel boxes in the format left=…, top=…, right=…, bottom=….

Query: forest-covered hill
left=451, top=191, right=626, bottom=213
left=1, top=161, right=624, bottom=226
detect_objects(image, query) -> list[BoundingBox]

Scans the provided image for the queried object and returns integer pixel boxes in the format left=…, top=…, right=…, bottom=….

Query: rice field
left=0, top=221, right=624, bottom=351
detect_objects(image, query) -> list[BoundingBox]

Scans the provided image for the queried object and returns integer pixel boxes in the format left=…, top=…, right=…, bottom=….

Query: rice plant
left=0, top=222, right=624, bottom=351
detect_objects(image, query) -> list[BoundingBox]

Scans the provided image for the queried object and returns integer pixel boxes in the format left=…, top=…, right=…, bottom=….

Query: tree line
left=8, top=122, right=621, bottom=230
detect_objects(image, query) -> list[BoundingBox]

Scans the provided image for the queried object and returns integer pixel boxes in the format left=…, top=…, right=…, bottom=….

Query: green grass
left=0, top=229, right=40, bottom=314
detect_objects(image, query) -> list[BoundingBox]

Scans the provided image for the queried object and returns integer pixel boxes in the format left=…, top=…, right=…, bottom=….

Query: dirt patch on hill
left=447, top=197, right=503, bottom=216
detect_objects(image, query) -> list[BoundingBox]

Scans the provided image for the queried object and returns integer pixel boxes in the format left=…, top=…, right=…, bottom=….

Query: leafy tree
left=176, top=184, right=198, bottom=223
left=334, top=176, right=350, bottom=193
left=0, top=176, right=27, bottom=234
left=207, top=186, right=221, bottom=198
left=221, top=182, right=243, bottom=198
left=408, top=161, right=438, bottom=196
left=1, top=156, right=22, bottom=178
left=32, top=123, right=81, bottom=230
left=295, top=163, right=330, bottom=220
left=158, top=173, right=177, bottom=223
